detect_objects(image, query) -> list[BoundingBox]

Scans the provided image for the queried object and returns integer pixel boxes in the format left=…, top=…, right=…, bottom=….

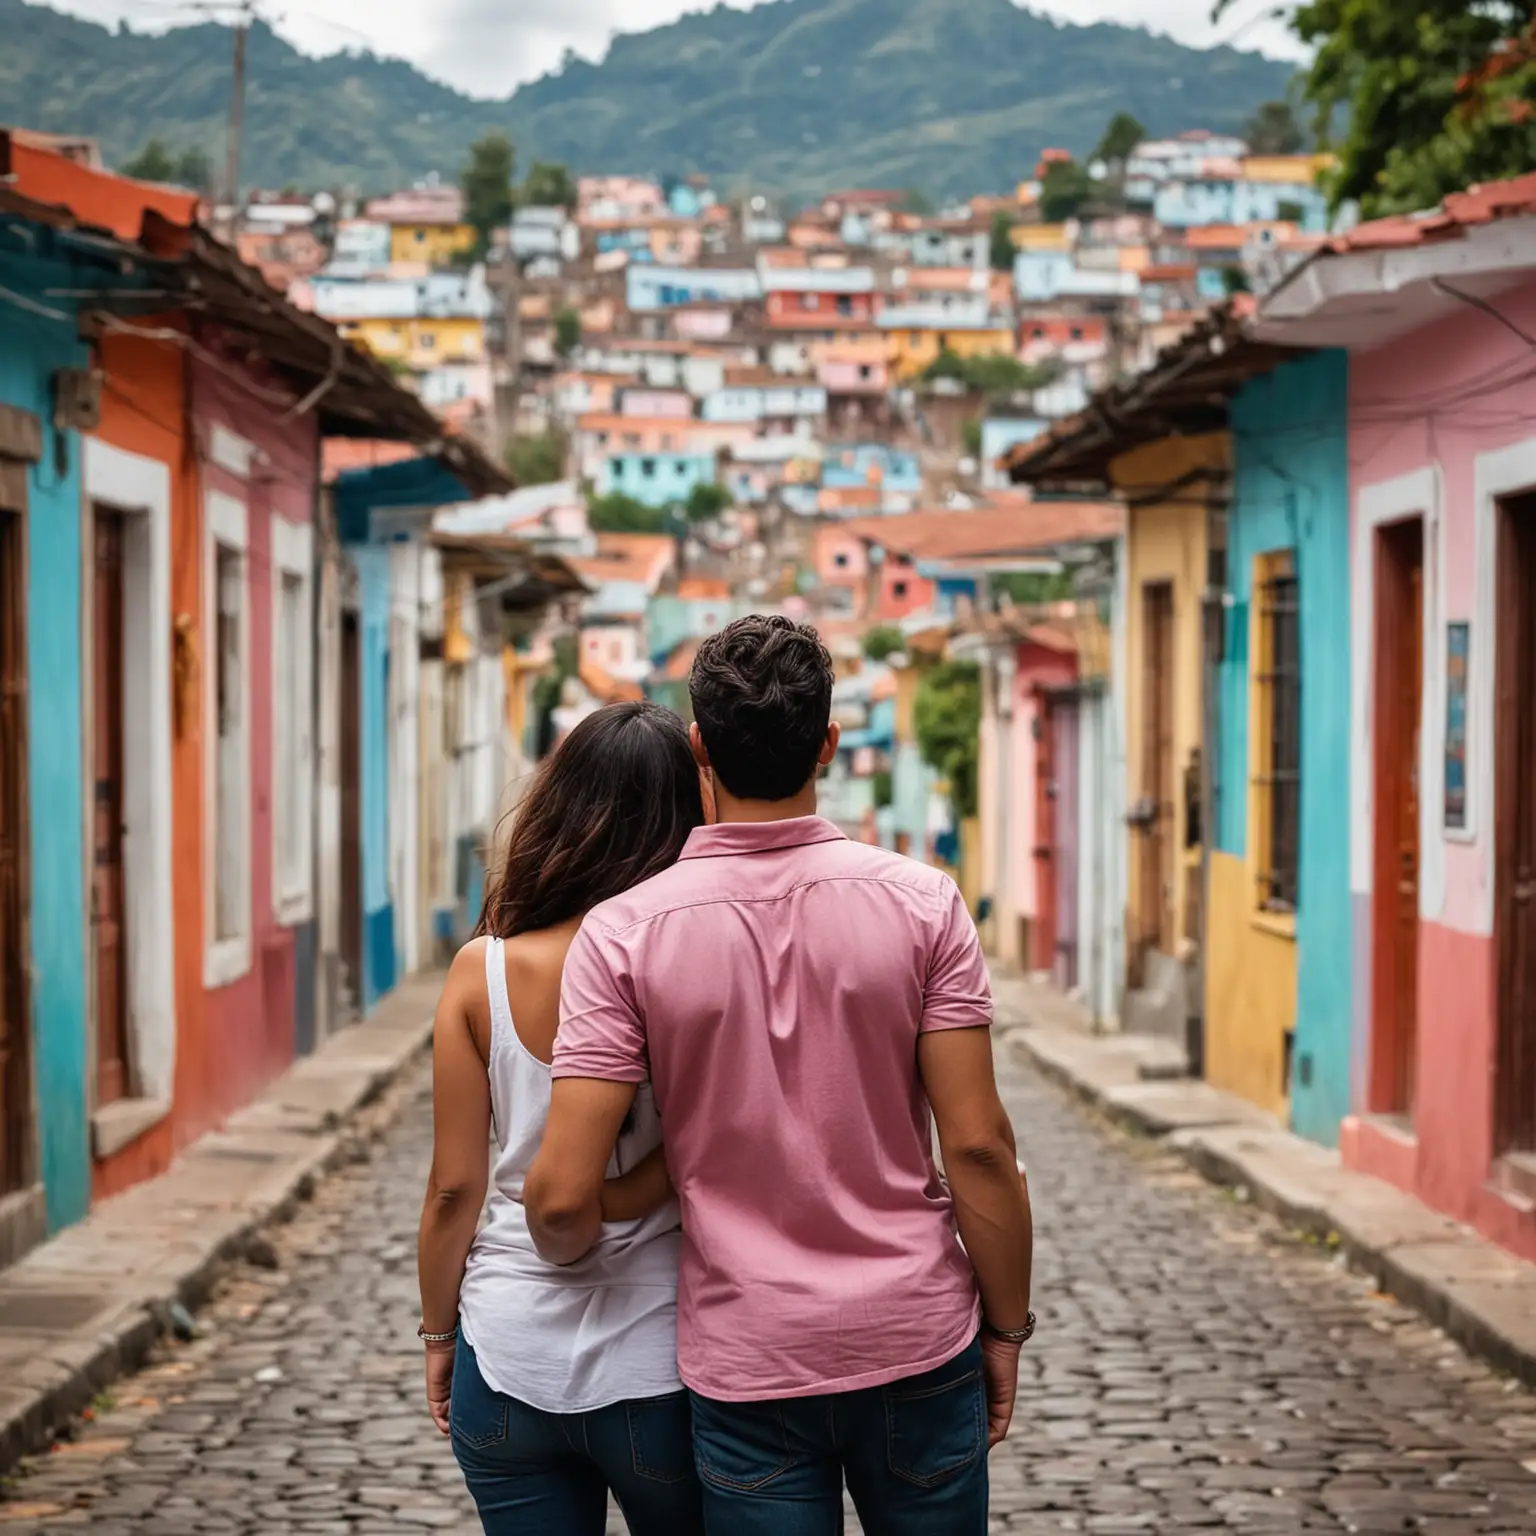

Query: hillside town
left=4, top=42, right=1536, bottom=1532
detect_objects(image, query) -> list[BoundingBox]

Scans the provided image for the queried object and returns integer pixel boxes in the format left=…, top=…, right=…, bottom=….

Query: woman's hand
left=599, top=1144, right=674, bottom=1223
left=425, top=1340, right=456, bottom=1435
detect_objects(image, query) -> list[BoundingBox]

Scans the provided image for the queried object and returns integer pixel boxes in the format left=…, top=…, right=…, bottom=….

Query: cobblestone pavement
left=5, top=1044, right=1536, bottom=1534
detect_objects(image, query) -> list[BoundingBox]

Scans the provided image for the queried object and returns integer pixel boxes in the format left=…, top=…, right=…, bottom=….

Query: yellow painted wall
left=1205, top=850, right=1296, bottom=1115
left=1011, top=223, right=1070, bottom=251
left=888, top=327, right=1016, bottom=380
left=1113, top=432, right=1225, bottom=959
left=958, top=816, right=982, bottom=915
left=341, top=316, right=486, bottom=371
left=1240, top=153, right=1333, bottom=186
left=389, top=222, right=477, bottom=266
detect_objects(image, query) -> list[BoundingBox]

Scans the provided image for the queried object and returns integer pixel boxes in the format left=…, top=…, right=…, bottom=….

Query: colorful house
left=0, top=132, right=496, bottom=1261
left=1260, top=174, right=1536, bottom=1258
left=364, top=188, right=477, bottom=268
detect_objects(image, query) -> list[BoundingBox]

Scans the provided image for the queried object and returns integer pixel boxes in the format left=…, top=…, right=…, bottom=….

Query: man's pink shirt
left=553, top=816, right=991, bottom=1402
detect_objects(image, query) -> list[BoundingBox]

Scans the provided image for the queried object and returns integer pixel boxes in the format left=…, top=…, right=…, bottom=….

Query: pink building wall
left=675, top=308, right=734, bottom=340
left=619, top=389, right=694, bottom=420
left=1007, top=642, right=1077, bottom=927
left=820, top=357, right=889, bottom=393
left=191, top=356, right=317, bottom=1129
left=1341, top=276, right=1536, bottom=1261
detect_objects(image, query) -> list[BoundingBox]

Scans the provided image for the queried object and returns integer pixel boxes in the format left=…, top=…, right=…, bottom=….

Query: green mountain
left=0, top=0, right=1295, bottom=197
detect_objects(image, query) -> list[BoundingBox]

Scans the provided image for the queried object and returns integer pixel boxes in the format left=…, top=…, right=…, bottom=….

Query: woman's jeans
left=450, top=1334, right=705, bottom=1535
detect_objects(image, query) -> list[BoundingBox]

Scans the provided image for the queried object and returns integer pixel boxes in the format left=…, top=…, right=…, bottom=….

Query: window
left=1070, top=326, right=1084, bottom=341
left=1032, top=326, right=1046, bottom=339
left=892, top=580, right=910, bottom=600
left=805, top=293, right=820, bottom=311
left=834, top=552, right=849, bottom=569
left=271, top=518, right=314, bottom=926
left=836, top=296, right=853, bottom=317
left=1255, top=550, right=1300, bottom=913
left=641, top=457, right=656, bottom=477
left=205, top=490, right=251, bottom=985
left=859, top=365, right=871, bottom=381
left=419, top=333, right=436, bottom=351
left=414, top=229, right=425, bottom=243
left=895, top=553, right=913, bottom=568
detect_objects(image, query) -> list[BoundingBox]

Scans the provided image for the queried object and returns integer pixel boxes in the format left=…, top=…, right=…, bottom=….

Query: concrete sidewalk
left=992, top=965, right=1536, bottom=1390
left=0, top=972, right=444, bottom=1472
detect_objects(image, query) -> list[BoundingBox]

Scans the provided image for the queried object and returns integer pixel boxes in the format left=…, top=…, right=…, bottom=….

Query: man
left=527, top=615, right=1034, bottom=1531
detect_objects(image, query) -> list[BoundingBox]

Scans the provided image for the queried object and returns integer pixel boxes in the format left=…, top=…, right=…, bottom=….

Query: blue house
left=599, top=452, right=716, bottom=509
left=0, top=201, right=158, bottom=1237
left=332, top=455, right=492, bottom=1013
left=1210, top=350, right=1354, bottom=1145
left=1155, top=177, right=1330, bottom=233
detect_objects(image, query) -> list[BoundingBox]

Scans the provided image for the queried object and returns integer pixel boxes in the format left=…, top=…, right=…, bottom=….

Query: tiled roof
left=579, top=659, right=645, bottom=704
left=676, top=577, right=731, bottom=599
left=569, top=532, right=676, bottom=589
left=842, top=502, right=1121, bottom=561
left=321, top=439, right=421, bottom=481
left=1315, top=170, right=1536, bottom=253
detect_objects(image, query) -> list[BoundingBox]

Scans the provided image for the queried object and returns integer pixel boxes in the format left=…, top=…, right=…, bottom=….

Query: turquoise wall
left=351, top=543, right=395, bottom=1011
left=0, top=263, right=90, bottom=1230
left=1218, top=350, right=1354, bottom=1146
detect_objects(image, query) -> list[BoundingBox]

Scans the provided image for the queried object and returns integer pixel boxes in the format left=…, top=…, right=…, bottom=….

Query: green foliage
left=872, top=768, right=894, bottom=809
left=588, top=492, right=669, bottom=533
left=923, top=349, right=1056, bottom=396
left=554, top=308, right=581, bottom=357
left=506, top=432, right=564, bottom=486
left=900, top=187, right=935, bottom=215
left=1276, top=198, right=1306, bottom=222
left=962, top=418, right=984, bottom=456
left=685, top=482, right=732, bottom=523
left=991, top=568, right=1075, bottom=604
left=122, top=139, right=176, bottom=182
left=1218, top=0, right=1536, bottom=217
left=521, top=160, right=576, bottom=209
left=461, top=132, right=516, bottom=258
left=862, top=625, right=905, bottom=662
left=1094, top=110, right=1145, bottom=166
left=988, top=208, right=1016, bottom=272
left=1222, top=265, right=1251, bottom=295
left=0, top=0, right=1296, bottom=196
left=913, top=660, right=981, bottom=821
left=1244, top=98, right=1306, bottom=154
left=1038, top=157, right=1096, bottom=221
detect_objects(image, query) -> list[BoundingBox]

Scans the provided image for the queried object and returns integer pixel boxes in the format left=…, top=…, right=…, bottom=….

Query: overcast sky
left=55, top=0, right=1303, bottom=99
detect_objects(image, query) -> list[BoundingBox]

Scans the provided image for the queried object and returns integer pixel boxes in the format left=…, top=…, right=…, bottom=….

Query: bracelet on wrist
left=418, top=1321, right=459, bottom=1346
left=983, top=1309, right=1036, bottom=1345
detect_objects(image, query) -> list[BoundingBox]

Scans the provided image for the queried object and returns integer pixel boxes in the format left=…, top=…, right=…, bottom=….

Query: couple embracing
left=417, top=615, right=1035, bottom=1534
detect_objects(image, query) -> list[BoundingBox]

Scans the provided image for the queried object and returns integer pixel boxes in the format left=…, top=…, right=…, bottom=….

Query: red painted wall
left=192, top=353, right=317, bottom=1128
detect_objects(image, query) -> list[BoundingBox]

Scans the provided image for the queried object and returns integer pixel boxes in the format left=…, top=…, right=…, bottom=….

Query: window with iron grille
left=1256, top=551, right=1300, bottom=912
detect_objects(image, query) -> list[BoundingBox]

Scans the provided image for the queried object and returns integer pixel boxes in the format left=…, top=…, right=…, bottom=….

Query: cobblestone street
left=4, top=1042, right=1536, bottom=1534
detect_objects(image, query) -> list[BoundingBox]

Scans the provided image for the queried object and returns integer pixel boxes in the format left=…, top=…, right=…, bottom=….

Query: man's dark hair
left=690, top=615, right=835, bottom=802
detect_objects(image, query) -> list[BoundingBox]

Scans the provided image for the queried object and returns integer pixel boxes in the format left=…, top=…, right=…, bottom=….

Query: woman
left=417, top=702, right=708, bottom=1536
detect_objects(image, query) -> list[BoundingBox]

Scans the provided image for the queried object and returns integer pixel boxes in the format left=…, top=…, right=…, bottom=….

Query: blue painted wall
left=1218, top=350, right=1354, bottom=1145
left=0, top=251, right=90, bottom=1230
left=351, top=543, right=395, bottom=1011
left=599, top=453, right=715, bottom=508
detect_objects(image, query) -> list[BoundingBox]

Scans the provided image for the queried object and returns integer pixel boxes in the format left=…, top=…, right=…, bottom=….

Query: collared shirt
left=554, top=815, right=990, bottom=1402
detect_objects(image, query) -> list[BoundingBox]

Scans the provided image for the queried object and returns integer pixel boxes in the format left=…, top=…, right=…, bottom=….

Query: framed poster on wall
left=1444, top=621, right=1469, bottom=831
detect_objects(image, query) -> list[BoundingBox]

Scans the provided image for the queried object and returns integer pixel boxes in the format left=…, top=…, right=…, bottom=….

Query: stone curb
left=0, top=972, right=444, bottom=1473
left=998, top=1009, right=1536, bottom=1392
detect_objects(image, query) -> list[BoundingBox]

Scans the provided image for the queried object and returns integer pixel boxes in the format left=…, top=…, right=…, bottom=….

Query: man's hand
left=425, top=1342, right=455, bottom=1435
left=980, top=1330, right=1021, bottom=1447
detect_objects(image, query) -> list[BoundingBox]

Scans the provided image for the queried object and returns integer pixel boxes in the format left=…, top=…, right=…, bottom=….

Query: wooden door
left=1139, top=582, right=1176, bottom=972
left=339, top=609, right=363, bottom=1009
left=1031, top=692, right=1056, bottom=974
left=1053, top=696, right=1081, bottom=991
left=1370, top=519, right=1423, bottom=1119
left=1494, top=494, right=1536, bottom=1155
left=91, top=511, right=131, bottom=1108
left=0, top=503, right=32, bottom=1195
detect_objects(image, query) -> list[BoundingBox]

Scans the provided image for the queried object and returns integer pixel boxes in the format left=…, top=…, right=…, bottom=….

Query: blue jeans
left=690, top=1334, right=988, bottom=1534
left=450, top=1335, right=706, bottom=1536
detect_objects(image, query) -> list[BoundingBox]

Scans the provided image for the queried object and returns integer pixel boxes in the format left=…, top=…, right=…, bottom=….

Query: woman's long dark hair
left=478, top=701, right=705, bottom=939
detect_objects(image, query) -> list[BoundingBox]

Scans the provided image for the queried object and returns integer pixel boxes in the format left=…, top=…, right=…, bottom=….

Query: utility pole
left=223, top=0, right=254, bottom=236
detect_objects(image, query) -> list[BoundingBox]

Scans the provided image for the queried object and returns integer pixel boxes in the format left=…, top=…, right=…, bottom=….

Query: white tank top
left=457, top=937, right=684, bottom=1412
